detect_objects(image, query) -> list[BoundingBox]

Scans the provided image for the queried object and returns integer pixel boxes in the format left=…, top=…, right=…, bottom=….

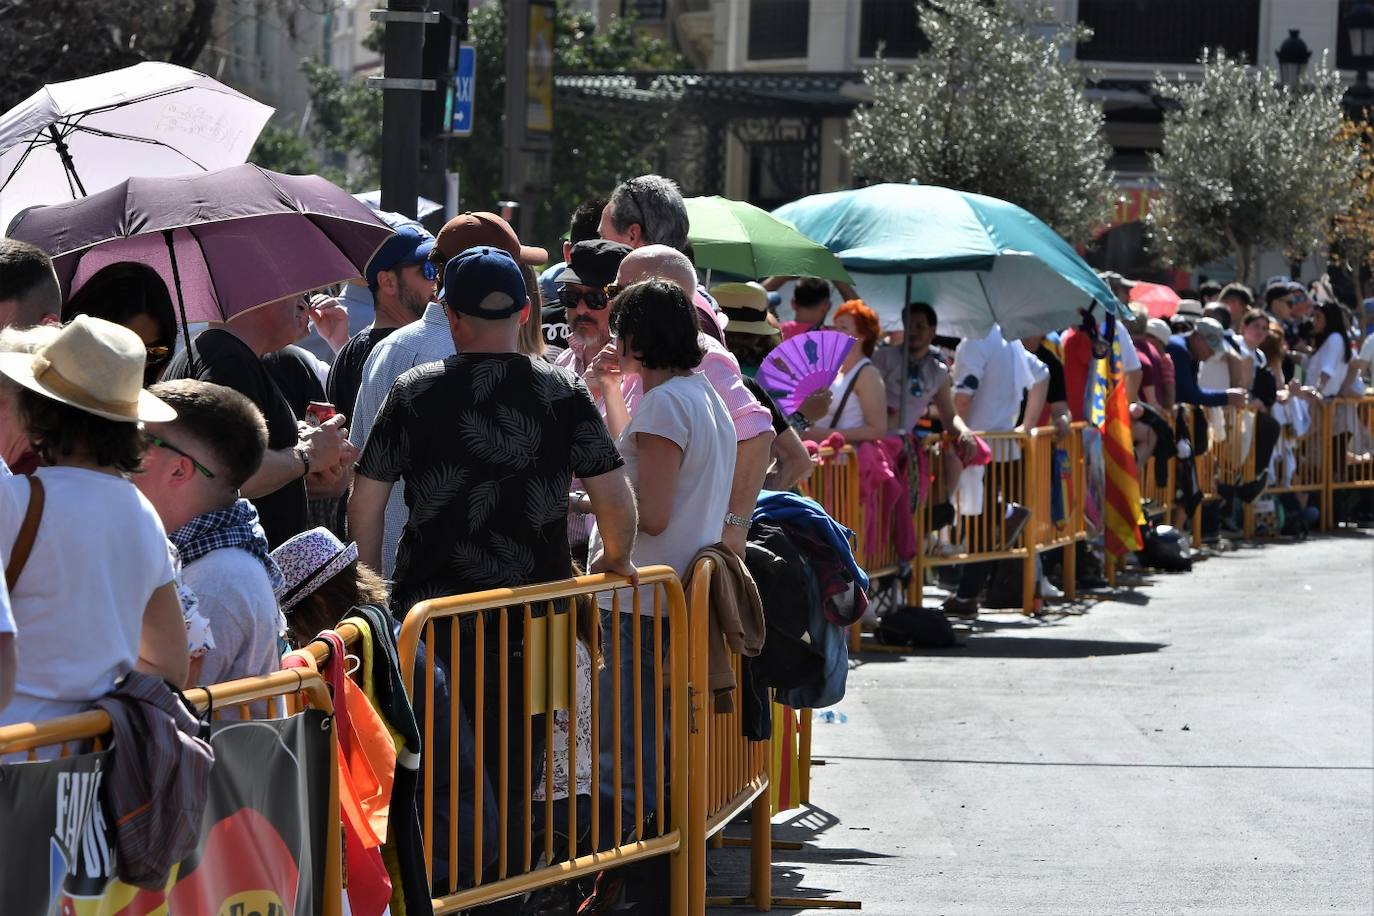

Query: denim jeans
left=596, top=610, right=666, bottom=847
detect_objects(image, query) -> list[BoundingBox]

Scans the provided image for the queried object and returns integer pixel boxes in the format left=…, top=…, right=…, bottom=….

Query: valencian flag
left=1085, top=315, right=1145, bottom=557
left=0, top=710, right=332, bottom=916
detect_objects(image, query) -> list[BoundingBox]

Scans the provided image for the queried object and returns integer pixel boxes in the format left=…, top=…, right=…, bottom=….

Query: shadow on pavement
left=908, top=635, right=1167, bottom=658
left=707, top=803, right=891, bottom=914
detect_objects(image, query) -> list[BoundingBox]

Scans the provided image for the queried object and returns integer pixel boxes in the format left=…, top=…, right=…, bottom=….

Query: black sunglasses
left=560, top=286, right=611, bottom=311
left=145, top=345, right=172, bottom=366
left=148, top=435, right=215, bottom=479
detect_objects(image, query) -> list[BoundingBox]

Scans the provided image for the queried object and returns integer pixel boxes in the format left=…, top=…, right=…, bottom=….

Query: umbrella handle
left=47, top=125, right=87, bottom=197
left=163, top=230, right=196, bottom=375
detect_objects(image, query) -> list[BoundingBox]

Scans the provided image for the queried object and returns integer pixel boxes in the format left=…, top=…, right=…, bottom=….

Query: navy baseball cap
left=365, top=225, right=435, bottom=288
left=439, top=246, right=529, bottom=319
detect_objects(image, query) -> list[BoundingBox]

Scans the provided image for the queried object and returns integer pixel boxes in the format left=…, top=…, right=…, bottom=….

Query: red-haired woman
left=803, top=299, right=888, bottom=444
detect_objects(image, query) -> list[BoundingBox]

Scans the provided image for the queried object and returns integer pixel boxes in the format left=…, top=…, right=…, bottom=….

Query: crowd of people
left=1, top=169, right=1373, bottom=911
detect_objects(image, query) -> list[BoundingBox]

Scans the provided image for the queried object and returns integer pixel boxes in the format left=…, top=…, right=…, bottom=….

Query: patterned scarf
left=170, top=498, right=285, bottom=592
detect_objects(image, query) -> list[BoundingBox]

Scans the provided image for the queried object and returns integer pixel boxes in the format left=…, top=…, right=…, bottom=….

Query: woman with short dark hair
left=64, top=262, right=178, bottom=386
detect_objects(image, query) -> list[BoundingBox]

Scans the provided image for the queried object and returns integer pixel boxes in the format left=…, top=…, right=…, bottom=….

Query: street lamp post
left=1345, top=1, right=1374, bottom=119
left=1276, top=29, right=1311, bottom=90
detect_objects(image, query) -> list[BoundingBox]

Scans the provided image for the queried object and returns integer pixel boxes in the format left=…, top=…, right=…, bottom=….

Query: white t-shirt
left=183, top=547, right=283, bottom=686
left=1308, top=333, right=1360, bottom=397
left=952, top=325, right=1036, bottom=433
left=0, top=467, right=175, bottom=726
left=590, top=373, right=736, bottom=613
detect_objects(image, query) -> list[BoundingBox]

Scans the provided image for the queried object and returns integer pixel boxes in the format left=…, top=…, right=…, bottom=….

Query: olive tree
left=1148, top=51, right=1355, bottom=284
left=846, top=0, right=1112, bottom=246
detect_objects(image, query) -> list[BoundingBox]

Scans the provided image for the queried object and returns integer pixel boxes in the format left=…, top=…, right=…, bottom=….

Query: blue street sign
left=451, top=43, right=476, bottom=137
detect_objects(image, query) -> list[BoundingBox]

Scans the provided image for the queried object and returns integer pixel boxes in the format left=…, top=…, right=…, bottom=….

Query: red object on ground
left=1130, top=281, right=1182, bottom=319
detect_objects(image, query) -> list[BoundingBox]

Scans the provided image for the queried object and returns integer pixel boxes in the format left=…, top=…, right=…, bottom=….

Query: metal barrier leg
left=798, top=713, right=812, bottom=804
left=1063, top=542, right=1077, bottom=601
left=749, top=786, right=772, bottom=911
left=1021, top=552, right=1037, bottom=615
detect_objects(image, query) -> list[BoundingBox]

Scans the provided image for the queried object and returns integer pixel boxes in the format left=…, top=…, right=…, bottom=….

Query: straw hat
left=0, top=314, right=175, bottom=423
left=712, top=282, right=778, bottom=339
left=271, top=527, right=359, bottom=613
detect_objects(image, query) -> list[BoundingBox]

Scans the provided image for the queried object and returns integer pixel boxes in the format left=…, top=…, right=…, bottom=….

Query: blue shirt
left=1166, top=335, right=1230, bottom=407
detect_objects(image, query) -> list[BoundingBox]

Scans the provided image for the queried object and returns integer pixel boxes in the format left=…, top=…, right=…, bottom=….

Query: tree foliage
left=1147, top=51, right=1355, bottom=284
left=1327, top=119, right=1374, bottom=303
left=455, top=0, right=684, bottom=246
left=0, top=0, right=328, bottom=113
left=845, top=0, right=1112, bottom=246
left=249, top=59, right=382, bottom=189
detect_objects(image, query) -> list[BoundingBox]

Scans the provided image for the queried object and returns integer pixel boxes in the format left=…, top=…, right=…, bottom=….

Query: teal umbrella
left=684, top=195, right=852, bottom=284
left=773, top=183, right=1127, bottom=339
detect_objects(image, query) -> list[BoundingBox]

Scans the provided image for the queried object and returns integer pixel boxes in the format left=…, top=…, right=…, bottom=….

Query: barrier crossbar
left=396, top=567, right=690, bottom=916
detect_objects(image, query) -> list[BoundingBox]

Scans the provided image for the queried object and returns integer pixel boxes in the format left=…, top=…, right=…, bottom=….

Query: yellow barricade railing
left=1325, top=396, right=1374, bottom=525
left=0, top=652, right=345, bottom=916
left=397, top=568, right=690, bottom=916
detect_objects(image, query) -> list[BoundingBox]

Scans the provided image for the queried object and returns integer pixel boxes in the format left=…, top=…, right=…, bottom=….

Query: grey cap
left=1190, top=316, right=1226, bottom=352
left=1175, top=298, right=1204, bottom=318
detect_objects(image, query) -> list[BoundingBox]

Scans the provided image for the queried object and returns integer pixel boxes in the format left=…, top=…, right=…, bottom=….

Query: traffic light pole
left=371, top=0, right=437, bottom=218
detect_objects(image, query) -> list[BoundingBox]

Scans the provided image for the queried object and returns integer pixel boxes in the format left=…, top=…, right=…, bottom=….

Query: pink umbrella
left=1129, top=281, right=1182, bottom=319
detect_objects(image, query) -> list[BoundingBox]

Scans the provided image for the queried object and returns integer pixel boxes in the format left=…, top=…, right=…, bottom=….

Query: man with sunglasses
left=553, top=239, right=634, bottom=562
left=327, top=225, right=437, bottom=426
left=135, top=380, right=284, bottom=688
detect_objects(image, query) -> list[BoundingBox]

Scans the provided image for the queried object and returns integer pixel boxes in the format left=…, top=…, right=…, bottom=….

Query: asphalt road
left=706, top=532, right=1374, bottom=915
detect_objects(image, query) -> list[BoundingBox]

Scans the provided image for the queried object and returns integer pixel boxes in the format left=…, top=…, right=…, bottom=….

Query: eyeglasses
left=148, top=435, right=215, bottom=479
left=606, top=283, right=624, bottom=300
left=145, top=345, right=171, bottom=366
left=560, top=285, right=611, bottom=311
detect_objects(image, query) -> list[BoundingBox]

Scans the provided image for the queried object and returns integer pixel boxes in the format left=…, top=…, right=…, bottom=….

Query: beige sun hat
left=712, top=281, right=779, bottom=339
left=0, top=314, right=176, bottom=423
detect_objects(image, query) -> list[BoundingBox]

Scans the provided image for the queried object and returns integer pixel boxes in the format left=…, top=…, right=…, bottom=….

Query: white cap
left=1145, top=317, right=1172, bottom=348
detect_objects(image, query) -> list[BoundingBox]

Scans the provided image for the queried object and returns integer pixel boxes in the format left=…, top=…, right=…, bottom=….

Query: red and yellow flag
left=1101, top=378, right=1145, bottom=557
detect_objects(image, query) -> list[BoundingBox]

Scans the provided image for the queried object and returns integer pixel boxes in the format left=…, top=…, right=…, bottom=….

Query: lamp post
left=1276, top=29, right=1311, bottom=89
left=1345, top=1, right=1374, bottom=119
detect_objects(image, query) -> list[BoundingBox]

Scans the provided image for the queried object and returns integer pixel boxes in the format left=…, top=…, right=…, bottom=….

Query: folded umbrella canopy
left=773, top=183, right=1128, bottom=339
left=0, top=62, right=273, bottom=232
left=683, top=195, right=852, bottom=284
left=8, top=164, right=393, bottom=358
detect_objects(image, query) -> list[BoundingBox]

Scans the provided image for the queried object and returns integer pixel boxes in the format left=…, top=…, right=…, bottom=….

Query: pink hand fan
left=756, top=330, right=855, bottom=415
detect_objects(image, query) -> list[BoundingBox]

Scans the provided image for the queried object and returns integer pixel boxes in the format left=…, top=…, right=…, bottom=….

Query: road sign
left=450, top=43, right=476, bottom=136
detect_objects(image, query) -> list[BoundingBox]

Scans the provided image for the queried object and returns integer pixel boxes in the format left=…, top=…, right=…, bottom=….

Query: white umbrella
left=352, top=190, right=445, bottom=221
left=0, top=62, right=273, bottom=232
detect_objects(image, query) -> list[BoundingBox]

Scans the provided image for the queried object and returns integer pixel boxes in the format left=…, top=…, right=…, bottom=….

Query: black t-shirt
left=326, top=326, right=397, bottom=425
left=743, top=375, right=788, bottom=435
left=1036, top=344, right=1068, bottom=406
left=163, top=328, right=306, bottom=547
left=356, top=352, right=624, bottom=616
left=262, top=344, right=327, bottom=418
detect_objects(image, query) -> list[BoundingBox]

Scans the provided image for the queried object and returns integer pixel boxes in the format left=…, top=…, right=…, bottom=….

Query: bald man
left=587, top=244, right=774, bottom=557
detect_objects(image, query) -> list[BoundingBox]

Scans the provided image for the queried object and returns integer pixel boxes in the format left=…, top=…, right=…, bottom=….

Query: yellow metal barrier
left=0, top=656, right=344, bottom=916
left=1263, top=400, right=1329, bottom=530
left=910, top=430, right=1037, bottom=615
left=1026, top=423, right=1090, bottom=600
left=1325, top=396, right=1374, bottom=526
left=397, top=568, right=690, bottom=916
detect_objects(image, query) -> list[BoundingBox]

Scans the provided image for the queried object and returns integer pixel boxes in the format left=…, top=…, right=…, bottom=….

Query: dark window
left=1338, top=0, right=1374, bottom=71
left=1077, top=0, right=1260, bottom=64
left=748, top=0, right=809, bottom=60
left=622, top=0, right=667, bottom=19
left=859, top=0, right=929, bottom=58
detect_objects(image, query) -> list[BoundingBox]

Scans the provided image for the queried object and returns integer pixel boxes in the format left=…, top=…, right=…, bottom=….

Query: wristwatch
left=294, top=443, right=311, bottom=477
left=786, top=411, right=809, bottom=435
left=724, top=511, right=751, bottom=529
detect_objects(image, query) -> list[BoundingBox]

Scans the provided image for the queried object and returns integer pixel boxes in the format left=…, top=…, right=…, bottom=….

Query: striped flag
left=1086, top=319, right=1145, bottom=557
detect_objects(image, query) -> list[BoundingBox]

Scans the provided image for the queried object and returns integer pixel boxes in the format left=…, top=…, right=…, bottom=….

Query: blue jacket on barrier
left=753, top=490, right=870, bottom=593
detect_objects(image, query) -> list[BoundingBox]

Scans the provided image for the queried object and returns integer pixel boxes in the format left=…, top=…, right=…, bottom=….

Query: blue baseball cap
left=439, top=246, right=528, bottom=319
left=365, top=225, right=435, bottom=288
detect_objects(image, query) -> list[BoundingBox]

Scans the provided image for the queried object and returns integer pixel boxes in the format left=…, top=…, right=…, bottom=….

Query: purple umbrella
left=7, top=163, right=393, bottom=357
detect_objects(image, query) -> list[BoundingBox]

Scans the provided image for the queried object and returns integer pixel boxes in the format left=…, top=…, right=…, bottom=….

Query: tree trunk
left=170, top=0, right=217, bottom=68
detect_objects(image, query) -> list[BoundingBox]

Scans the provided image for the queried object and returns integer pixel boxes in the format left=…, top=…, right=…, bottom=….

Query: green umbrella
left=684, top=195, right=852, bottom=284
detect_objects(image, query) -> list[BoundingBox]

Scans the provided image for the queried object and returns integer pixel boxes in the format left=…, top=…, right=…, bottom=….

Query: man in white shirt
left=944, top=325, right=1045, bottom=616
left=136, top=380, right=284, bottom=686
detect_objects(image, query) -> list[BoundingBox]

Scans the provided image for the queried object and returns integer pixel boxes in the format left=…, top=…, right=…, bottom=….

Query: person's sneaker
left=1236, top=476, right=1268, bottom=504
left=1077, top=574, right=1109, bottom=591
left=941, top=595, right=980, bottom=619
left=1000, top=503, right=1031, bottom=549
left=1038, top=578, right=1064, bottom=600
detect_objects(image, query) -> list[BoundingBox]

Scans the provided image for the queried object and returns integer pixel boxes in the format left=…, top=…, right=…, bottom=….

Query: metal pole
left=377, top=0, right=429, bottom=217
left=504, top=0, right=530, bottom=221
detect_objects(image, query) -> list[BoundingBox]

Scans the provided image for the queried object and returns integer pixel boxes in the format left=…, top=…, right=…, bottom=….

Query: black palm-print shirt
left=357, top=352, right=623, bottom=617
